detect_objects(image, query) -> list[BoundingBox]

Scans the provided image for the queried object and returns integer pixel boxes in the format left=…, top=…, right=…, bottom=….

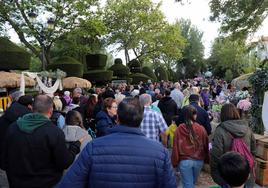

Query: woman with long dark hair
left=210, top=103, right=256, bottom=188
left=172, top=105, right=208, bottom=188
left=85, top=94, right=98, bottom=130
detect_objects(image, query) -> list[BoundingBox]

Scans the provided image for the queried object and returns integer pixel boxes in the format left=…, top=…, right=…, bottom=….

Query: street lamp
left=47, top=18, right=55, bottom=30
left=28, top=11, right=55, bottom=70
left=28, top=10, right=37, bottom=23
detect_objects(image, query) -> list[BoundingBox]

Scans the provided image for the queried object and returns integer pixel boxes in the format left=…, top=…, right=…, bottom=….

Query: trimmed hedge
left=86, top=54, right=107, bottom=69
left=83, top=70, right=113, bottom=83
left=109, top=58, right=130, bottom=78
left=114, top=58, right=122, bottom=65
left=142, top=66, right=157, bottom=82
left=47, top=56, right=83, bottom=77
left=128, top=59, right=141, bottom=73
left=155, top=66, right=168, bottom=81
left=0, top=37, right=31, bottom=70
left=129, top=73, right=150, bottom=84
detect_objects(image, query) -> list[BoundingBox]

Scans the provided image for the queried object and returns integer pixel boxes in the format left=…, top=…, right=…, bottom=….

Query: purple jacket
left=201, top=92, right=210, bottom=107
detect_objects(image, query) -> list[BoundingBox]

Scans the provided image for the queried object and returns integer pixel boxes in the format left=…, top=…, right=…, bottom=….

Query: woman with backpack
left=171, top=105, right=209, bottom=188
left=210, top=103, right=256, bottom=188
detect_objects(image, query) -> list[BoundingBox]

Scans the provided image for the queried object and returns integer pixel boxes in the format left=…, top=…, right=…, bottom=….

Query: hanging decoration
left=20, top=69, right=66, bottom=95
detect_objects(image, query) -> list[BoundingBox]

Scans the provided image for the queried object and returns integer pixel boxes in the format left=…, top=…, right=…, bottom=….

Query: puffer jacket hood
left=220, top=119, right=249, bottom=138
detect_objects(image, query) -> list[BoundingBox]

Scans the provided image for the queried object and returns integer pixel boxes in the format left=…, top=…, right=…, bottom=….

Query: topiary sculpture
left=0, top=37, right=31, bottom=70
left=155, top=66, right=168, bottom=81
left=128, top=59, right=142, bottom=73
left=83, top=53, right=113, bottom=84
left=47, top=56, right=83, bottom=77
left=142, top=66, right=157, bottom=82
left=109, top=58, right=130, bottom=78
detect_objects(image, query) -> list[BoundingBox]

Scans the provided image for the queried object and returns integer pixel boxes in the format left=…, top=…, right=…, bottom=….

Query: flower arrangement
left=228, top=90, right=250, bottom=105
left=234, top=90, right=250, bottom=100
left=237, top=98, right=252, bottom=112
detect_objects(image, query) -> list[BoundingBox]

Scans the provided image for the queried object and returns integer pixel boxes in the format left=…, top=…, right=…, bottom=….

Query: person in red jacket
left=171, top=105, right=209, bottom=188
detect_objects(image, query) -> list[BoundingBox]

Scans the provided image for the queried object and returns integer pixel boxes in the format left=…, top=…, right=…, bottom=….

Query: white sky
left=8, top=0, right=268, bottom=60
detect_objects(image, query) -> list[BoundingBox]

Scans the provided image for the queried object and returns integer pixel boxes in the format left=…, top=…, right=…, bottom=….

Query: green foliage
left=128, top=59, right=142, bottom=73
left=47, top=56, right=83, bottom=77
left=248, top=68, right=268, bottom=134
left=0, top=0, right=99, bottom=66
left=86, top=54, right=107, bottom=69
left=142, top=66, right=157, bottom=82
left=103, top=0, right=185, bottom=63
left=0, top=37, right=31, bottom=70
left=224, top=69, right=233, bottom=82
left=176, top=19, right=205, bottom=78
left=29, top=57, right=42, bottom=72
left=129, top=73, right=150, bottom=84
left=209, top=0, right=268, bottom=38
left=51, top=17, right=107, bottom=62
left=109, top=58, right=130, bottom=78
left=155, top=66, right=168, bottom=81
left=209, top=37, right=248, bottom=78
left=83, top=70, right=113, bottom=83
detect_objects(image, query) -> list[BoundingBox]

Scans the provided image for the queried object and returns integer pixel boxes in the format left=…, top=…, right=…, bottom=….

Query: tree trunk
left=38, top=46, right=51, bottom=70
left=125, top=48, right=130, bottom=65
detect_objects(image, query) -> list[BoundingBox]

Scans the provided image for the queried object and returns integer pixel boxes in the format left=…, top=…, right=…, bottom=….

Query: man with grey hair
left=139, top=94, right=168, bottom=146
left=3, top=95, right=85, bottom=188
left=170, top=82, right=184, bottom=109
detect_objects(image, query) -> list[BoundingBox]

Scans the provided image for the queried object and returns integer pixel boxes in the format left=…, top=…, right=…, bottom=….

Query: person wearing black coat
left=0, top=96, right=33, bottom=169
left=2, top=95, right=84, bottom=188
left=158, top=89, right=178, bottom=126
left=177, top=94, right=212, bottom=135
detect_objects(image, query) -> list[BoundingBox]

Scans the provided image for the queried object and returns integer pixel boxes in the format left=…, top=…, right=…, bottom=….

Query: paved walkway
left=0, top=169, right=265, bottom=188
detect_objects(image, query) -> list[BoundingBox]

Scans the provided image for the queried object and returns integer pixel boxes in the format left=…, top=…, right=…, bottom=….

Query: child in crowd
left=166, top=116, right=178, bottom=149
left=218, top=151, right=250, bottom=188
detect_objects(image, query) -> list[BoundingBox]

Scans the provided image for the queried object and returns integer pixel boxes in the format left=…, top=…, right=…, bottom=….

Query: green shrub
left=128, top=59, right=141, bottom=73
left=47, top=56, right=83, bottom=77
left=0, top=37, right=31, bottom=70
left=109, top=58, right=130, bottom=78
left=114, top=58, right=122, bottom=65
left=142, top=66, right=157, bottom=82
left=155, top=66, right=168, bottom=81
left=224, top=69, right=233, bottom=82
left=86, top=54, right=107, bottom=69
left=129, top=73, right=150, bottom=84
left=83, top=70, right=113, bottom=83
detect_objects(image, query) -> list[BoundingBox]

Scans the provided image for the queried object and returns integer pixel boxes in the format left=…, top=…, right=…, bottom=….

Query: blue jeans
left=178, top=159, right=204, bottom=188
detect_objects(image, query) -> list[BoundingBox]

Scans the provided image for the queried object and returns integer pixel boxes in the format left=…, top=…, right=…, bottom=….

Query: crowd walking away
left=0, top=78, right=258, bottom=188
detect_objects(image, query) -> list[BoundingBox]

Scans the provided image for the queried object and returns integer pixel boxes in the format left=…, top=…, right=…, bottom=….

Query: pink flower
left=237, top=98, right=251, bottom=111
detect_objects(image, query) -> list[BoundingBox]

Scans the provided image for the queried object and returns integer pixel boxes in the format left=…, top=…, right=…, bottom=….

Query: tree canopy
left=0, top=0, right=99, bottom=68
left=103, top=0, right=185, bottom=64
left=208, top=37, right=251, bottom=78
left=175, top=19, right=205, bottom=78
left=209, top=0, right=268, bottom=38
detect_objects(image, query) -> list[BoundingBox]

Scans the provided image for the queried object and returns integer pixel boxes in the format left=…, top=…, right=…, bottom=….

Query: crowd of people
left=0, top=78, right=256, bottom=188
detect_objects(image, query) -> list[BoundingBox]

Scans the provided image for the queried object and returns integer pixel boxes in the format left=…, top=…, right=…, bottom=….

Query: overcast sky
left=8, top=0, right=268, bottom=60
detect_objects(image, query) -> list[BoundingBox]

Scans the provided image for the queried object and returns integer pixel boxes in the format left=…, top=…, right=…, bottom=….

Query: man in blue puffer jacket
left=57, top=97, right=177, bottom=188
